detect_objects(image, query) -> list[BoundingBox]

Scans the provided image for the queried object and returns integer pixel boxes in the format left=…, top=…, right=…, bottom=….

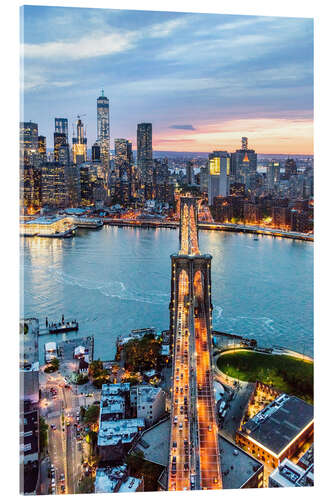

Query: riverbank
left=102, top=218, right=313, bottom=242
left=216, top=349, right=313, bottom=404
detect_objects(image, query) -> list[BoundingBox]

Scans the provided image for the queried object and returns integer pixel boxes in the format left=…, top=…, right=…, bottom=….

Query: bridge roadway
left=168, top=196, right=222, bottom=491
left=193, top=271, right=222, bottom=489
left=168, top=270, right=191, bottom=490
left=179, top=203, right=200, bottom=257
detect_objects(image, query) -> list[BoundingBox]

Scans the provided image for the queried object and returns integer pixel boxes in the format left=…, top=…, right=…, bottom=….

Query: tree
left=88, top=360, right=104, bottom=378
left=39, top=417, right=48, bottom=453
left=88, top=359, right=110, bottom=387
left=87, top=430, right=98, bottom=450
left=44, top=359, right=59, bottom=373
left=78, top=476, right=95, bottom=494
left=125, top=375, right=141, bottom=386
left=84, top=405, right=100, bottom=425
left=80, top=406, right=86, bottom=420
left=124, top=335, right=162, bottom=372
left=76, top=373, right=89, bottom=385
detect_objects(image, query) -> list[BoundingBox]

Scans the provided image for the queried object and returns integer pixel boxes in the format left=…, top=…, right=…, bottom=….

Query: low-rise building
left=100, top=383, right=130, bottom=422
left=98, top=383, right=145, bottom=461
left=44, top=341, right=57, bottom=363
left=20, top=215, right=76, bottom=236
left=130, top=385, right=166, bottom=425
left=20, top=401, right=40, bottom=494
left=95, top=464, right=143, bottom=493
left=219, top=437, right=264, bottom=489
left=134, top=417, right=170, bottom=467
left=269, top=458, right=314, bottom=487
left=20, top=319, right=40, bottom=495
left=98, top=418, right=145, bottom=462
left=298, top=444, right=314, bottom=470
left=236, top=394, right=314, bottom=470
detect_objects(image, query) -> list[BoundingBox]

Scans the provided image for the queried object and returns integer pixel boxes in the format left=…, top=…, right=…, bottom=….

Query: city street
left=39, top=355, right=101, bottom=495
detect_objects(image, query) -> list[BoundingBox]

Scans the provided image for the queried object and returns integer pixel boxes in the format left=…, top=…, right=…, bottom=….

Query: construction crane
left=71, top=114, right=87, bottom=138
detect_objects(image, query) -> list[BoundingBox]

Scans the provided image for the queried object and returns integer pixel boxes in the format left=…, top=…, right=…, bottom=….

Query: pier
left=39, top=316, right=79, bottom=336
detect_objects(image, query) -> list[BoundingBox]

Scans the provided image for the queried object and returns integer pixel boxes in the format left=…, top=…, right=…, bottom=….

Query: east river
left=21, top=226, right=313, bottom=362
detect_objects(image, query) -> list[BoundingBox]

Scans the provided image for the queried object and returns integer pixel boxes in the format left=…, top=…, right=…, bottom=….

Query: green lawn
left=217, top=350, right=313, bottom=404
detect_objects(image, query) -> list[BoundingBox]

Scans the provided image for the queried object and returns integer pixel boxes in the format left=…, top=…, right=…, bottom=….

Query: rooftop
left=45, top=342, right=57, bottom=351
left=100, top=394, right=125, bottom=419
left=134, top=418, right=170, bottom=466
left=143, top=369, right=158, bottom=378
left=219, top=437, right=263, bottom=489
left=64, top=208, right=87, bottom=215
left=241, top=394, right=313, bottom=456
left=270, top=458, right=314, bottom=487
left=119, top=476, right=142, bottom=493
left=98, top=418, right=145, bottom=447
left=101, top=383, right=130, bottom=396
left=95, top=464, right=142, bottom=493
left=161, top=345, right=170, bottom=356
left=298, top=444, right=314, bottom=469
left=136, top=386, right=162, bottom=404
left=25, top=215, right=66, bottom=225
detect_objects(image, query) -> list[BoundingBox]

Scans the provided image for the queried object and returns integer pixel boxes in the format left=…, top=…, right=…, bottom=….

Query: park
left=217, top=350, right=313, bottom=404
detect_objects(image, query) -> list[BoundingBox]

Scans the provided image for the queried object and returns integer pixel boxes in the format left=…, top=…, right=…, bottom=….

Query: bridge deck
left=194, top=272, right=222, bottom=489
left=169, top=196, right=222, bottom=491
left=168, top=271, right=191, bottom=491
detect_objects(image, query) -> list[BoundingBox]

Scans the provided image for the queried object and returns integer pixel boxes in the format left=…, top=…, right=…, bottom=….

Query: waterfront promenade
left=102, top=217, right=313, bottom=242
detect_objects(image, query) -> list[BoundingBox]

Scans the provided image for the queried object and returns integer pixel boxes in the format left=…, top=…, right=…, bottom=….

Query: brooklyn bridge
left=168, top=195, right=222, bottom=490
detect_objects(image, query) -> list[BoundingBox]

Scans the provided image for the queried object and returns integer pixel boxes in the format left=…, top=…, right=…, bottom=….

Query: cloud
left=157, top=138, right=195, bottom=143
left=169, top=124, right=196, bottom=130
left=22, top=69, right=74, bottom=91
left=120, top=77, right=219, bottom=95
left=23, top=31, right=136, bottom=61
left=22, top=14, right=192, bottom=63
left=148, top=16, right=191, bottom=38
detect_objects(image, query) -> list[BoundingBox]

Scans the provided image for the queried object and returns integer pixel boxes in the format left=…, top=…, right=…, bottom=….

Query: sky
left=21, top=6, right=314, bottom=154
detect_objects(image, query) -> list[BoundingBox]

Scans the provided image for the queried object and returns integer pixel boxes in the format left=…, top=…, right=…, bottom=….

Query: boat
left=48, top=320, right=79, bottom=333
left=74, top=218, right=103, bottom=229
left=38, top=227, right=76, bottom=238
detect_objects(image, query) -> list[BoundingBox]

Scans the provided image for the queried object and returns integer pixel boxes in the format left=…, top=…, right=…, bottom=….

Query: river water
left=21, top=226, right=313, bottom=362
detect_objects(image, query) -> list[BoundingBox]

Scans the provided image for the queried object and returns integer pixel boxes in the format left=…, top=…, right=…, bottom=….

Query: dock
left=39, top=317, right=79, bottom=335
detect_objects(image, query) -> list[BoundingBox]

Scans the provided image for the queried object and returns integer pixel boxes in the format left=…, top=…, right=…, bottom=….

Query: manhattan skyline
left=22, top=6, right=313, bottom=154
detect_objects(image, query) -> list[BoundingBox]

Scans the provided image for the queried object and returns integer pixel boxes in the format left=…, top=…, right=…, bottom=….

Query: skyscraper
left=242, top=136, right=248, bottom=150
left=20, top=122, right=39, bottom=165
left=41, top=162, right=67, bottom=207
left=38, top=136, right=46, bottom=156
left=20, top=122, right=42, bottom=212
left=55, top=118, right=68, bottom=142
left=284, top=158, right=297, bottom=179
left=231, top=137, right=257, bottom=185
left=267, top=161, right=281, bottom=190
left=137, top=123, right=153, bottom=183
left=92, top=142, right=101, bottom=162
left=114, top=138, right=133, bottom=178
left=54, top=132, right=67, bottom=162
left=186, top=161, right=194, bottom=185
left=72, top=117, right=87, bottom=165
left=97, top=90, right=110, bottom=175
left=208, top=151, right=230, bottom=205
